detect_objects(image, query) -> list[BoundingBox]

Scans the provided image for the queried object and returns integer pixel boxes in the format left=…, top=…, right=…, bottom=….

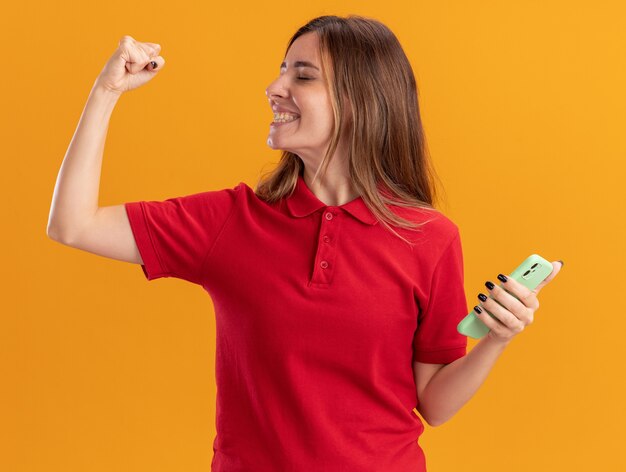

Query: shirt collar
left=286, top=174, right=378, bottom=226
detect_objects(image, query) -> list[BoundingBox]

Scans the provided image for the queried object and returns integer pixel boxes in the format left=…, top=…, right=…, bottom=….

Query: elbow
left=46, top=224, right=60, bottom=241
left=426, top=417, right=446, bottom=427
left=422, top=413, right=441, bottom=427
left=419, top=407, right=448, bottom=427
left=46, top=222, right=68, bottom=243
left=418, top=407, right=444, bottom=428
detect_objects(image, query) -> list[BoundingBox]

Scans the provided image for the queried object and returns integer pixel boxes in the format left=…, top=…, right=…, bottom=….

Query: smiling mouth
left=272, top=112, right=300, bottom=123
left=271, top=116, right=300, bottom=127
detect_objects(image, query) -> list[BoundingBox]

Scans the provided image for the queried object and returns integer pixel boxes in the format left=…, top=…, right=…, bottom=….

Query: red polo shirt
left=124, top=173, right=468, bottom=471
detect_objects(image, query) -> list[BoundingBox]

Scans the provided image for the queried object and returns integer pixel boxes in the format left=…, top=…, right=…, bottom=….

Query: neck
left=302, top=165, right=359, bottom=206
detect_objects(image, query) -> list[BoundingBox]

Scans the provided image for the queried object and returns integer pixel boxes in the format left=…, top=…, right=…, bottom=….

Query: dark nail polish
left=478, top=293, right=488, bottom=302
left=497, top=274, right=508, bottom=283
left=474, top=305, right=483, bottom=314
left=150, top=61, right=158, bottom=69
left=558, top=260, right=565, bottom=267
left=485, top=281, right=495, bottom=290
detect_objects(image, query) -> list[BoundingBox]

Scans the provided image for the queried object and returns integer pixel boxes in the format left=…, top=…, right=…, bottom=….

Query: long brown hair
left=256, top=14, right=445, bottom=245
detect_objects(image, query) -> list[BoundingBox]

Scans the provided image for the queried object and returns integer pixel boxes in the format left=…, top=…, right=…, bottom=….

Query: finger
left=119, top=34, right=136, bottom=46
left=118, top=36, right=160, bottom=74
left=144, top=42, right=161, bottom=56
left=477, top=292, right=527, bottom=332
left=533, top=260, right=564, bottom=293
left=125, top=45, right=157, bottom=74
left=497, top=273, right=539, bottom=311
left=473, top=306, right=511, bottom=339
left=484, top=280, right=528, bottom=320
left=146, top=56, right=165, bottom=71
left=138, top=42, right=160, bottom=58
left=135, top=42, right=154, bottom=61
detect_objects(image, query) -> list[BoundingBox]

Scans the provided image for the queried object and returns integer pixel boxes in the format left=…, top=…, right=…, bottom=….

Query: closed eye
left=297, top=77, right=313, bottom=81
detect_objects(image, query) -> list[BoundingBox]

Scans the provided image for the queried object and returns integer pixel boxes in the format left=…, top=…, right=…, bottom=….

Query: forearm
left=47, top=81, right=121, bottom=241
left=419, top=335, right=510, bottom=426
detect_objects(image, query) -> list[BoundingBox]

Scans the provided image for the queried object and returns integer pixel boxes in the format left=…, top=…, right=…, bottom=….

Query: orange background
left=2, top=1, right=624, bottom=470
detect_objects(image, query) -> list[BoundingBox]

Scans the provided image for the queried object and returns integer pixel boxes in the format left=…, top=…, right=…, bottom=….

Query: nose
left=265, top=75, right=288, bottom=100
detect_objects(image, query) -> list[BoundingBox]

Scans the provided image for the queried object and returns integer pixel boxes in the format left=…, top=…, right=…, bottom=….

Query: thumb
left=534, top=260, right=564, bottom=294
left=124, top=50, right=153, bottom=75
left=124, top=42, right=160, bottom=75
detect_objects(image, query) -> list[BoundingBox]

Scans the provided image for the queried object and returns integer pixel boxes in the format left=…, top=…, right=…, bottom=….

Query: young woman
left=47, top=14, right=562, bottom=472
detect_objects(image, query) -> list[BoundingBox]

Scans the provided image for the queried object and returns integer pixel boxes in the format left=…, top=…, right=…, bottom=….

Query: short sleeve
left=413, top=229, right=469, bottom=364
left=124, top=182, right=242, bottom=285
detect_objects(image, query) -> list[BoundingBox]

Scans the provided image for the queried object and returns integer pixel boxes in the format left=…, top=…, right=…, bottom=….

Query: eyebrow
left=280, top=60, right=320, bottom=71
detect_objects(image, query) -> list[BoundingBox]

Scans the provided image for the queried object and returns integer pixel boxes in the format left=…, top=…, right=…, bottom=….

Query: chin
left=267, top=138, right=293, bottom=153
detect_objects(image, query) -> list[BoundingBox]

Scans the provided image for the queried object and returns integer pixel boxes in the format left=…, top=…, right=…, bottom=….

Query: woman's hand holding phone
left=471, top=259, right=564, bottom=345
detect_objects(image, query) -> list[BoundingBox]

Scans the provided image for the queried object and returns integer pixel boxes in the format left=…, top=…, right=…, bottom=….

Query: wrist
left=482, top=333, right=512, bottom=350
left=91, top=80, right=123, bottom=101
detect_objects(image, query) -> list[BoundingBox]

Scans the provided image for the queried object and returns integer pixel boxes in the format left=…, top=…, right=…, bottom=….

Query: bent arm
left=418, top=336, right=510, bottom=426
left=47, top=82, right=121, bottom=241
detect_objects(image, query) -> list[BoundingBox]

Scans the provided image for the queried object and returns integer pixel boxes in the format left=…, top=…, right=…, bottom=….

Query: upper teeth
left=274, top=112, right=299, bottom=121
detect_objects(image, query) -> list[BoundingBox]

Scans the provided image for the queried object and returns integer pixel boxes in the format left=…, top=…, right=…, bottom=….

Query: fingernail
left=557, top=260, right=564, bottom=267
left=485, top=281, right=495, bottom=290
left=497, top=274, right=508, bottom=283
left=150, top=61, right=158, bottom=69
left=474, top=305, right=483, bottom=314
left=478, top=293, right=488, bottom=302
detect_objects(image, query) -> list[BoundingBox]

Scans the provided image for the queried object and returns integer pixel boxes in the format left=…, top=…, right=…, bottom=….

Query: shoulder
left=170, top=181, right=245, bottom=203
left=393, top=205, right=460, bottom=251
left=149, top=181, right=246, bottom=220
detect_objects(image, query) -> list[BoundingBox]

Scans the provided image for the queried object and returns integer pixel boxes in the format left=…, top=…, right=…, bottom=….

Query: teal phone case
left=457, top=254, right=554, bottom=339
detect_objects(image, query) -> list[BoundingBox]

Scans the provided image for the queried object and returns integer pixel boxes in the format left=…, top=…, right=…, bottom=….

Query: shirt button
left=325, top=212, right=333, bottom=220
left=322, top=235, right=330, bottom=243
left=320, top=260, right=329, bottom=269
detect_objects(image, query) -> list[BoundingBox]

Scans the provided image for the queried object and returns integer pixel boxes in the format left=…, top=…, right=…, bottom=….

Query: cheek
left=304, top=92, right=334, bottom=120
left=295, top=93, right=335, bottom=135
left=299, top=107, right=333, bottom=131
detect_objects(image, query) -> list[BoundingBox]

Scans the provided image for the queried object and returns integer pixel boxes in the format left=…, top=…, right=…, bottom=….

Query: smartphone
left=457, top=254, right=554, bottom=339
